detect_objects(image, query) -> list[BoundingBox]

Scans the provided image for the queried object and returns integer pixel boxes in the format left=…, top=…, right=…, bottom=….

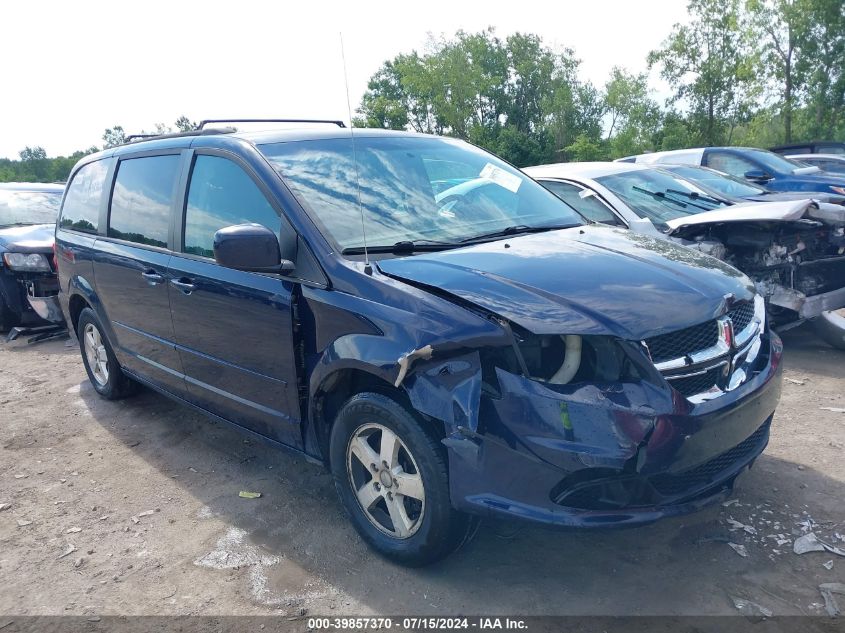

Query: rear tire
left=77, top=307, right=138, bottom=399
left=329, top=392, right=478, bottom=566
left=812, top=309, right=845, bottom=351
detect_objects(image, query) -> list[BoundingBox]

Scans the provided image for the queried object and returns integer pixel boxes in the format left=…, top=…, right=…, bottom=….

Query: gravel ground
left=0, top=324, right=843, bottom=618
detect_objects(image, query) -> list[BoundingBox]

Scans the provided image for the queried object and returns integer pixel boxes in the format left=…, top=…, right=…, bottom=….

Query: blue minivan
left=56, top=123, right=783, bottom=565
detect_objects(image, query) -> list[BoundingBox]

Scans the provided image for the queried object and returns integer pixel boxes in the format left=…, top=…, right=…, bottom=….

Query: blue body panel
left=54, top=130, right=785, bottom=529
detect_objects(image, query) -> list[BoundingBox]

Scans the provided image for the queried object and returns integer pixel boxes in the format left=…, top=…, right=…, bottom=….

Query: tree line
left=3, top=0, right=843, bottom=181
left=0, top=117, right=196, bottom=183
left=356, top=0, right=844, bottom=165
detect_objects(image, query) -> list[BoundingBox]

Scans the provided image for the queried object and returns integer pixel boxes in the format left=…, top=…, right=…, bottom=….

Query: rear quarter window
left=59, top=160, right=109, bottom=233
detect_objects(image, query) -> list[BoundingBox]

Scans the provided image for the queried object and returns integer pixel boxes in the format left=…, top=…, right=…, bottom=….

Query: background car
left=526, top=162, right=845, bottom=349
left=771, top=141, right=845, bottom=156
left=786, top=154, right=845, bottom=175
left=619, top=147, right=845, bottom=196
left=0, top=182, right=65, bottom=332
left=660, top=164, right=845, bottom=206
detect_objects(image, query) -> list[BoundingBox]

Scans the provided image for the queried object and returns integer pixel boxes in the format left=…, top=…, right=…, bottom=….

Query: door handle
left=170, top=278, right=196, bottom=294
left=141, top=270, right=164, bottom=285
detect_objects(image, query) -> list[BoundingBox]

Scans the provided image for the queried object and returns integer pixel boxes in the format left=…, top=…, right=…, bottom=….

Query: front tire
left=812, top=309, right=845, bottom=351
left=77, top=307, right=138, bottom=399
left=329, top=392, right=477, bottom=566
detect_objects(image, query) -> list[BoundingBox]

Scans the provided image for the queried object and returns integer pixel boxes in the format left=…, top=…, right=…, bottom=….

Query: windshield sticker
left=480, top=163, right=522, bottom=194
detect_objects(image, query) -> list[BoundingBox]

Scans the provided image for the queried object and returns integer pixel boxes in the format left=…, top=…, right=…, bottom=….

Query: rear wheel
left=329, top=392, right=478, bottom=566
left=812, top=309, right=845, bottom=351
left=77, top=308, right=138, bottom=399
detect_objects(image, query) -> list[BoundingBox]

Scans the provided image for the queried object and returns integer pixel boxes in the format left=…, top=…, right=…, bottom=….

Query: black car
left=770, top=141, right=845, bottom=156
left=0, top=183, right=65, bottom=331
left=56, top=122, right=782, bottom=565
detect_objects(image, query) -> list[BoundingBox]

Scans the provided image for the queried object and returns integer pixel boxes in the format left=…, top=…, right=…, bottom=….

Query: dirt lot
left=0, top=325, right=843, bottom=618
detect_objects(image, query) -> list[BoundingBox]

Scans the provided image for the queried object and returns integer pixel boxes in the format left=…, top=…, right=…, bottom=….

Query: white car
left=525, top=162, right=845, bottom=349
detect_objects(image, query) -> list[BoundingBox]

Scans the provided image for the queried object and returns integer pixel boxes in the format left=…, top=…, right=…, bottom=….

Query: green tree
left=747, top=0, right=809, bottom=143
left=602, top=67, right=662, bottom=157
left=19, top=146, right=47, bottom=161
left=649, top=0, right=759, bottom=146
left=174, top=116, right=197, bottom=132
left=102, top=126, right=126, bottom=149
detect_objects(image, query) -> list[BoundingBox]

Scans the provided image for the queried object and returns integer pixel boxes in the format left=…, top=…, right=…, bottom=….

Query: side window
left=59, top=160, right=109, bottom=233
left=541, top=180, right=624, bottom=226
left=703, top=152, right=758, bottom=178
left=109, top=155, right=179, bottom=248
left=818, top=145, right=845, bottom=156
left=183, top=155, right=280, bottom=258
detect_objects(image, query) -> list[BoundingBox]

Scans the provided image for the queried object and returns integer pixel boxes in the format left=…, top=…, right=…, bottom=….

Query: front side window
left=183, top=155, right=280, bottom=258
left=540, top=180, right=623, bottom=226
left=703, top=152, right=758, bottom=178
left=60, top=160, right=109, bottom=233
left=108, top=155, right=179, bottom=248
left=1, top=189, right=63, bottom=228
left=259, top=136, right=583, bottom=253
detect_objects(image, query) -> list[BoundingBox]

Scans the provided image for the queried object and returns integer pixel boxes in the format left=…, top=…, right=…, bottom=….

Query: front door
left=93, top=154, right=186, bottom=395
left=167, top=153, right=301, bottom=446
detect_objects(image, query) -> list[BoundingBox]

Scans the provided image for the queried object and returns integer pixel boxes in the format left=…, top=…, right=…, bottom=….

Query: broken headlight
left=2, top=252, right=51, bottom=272
left=515, top=333, right=645, bottom=385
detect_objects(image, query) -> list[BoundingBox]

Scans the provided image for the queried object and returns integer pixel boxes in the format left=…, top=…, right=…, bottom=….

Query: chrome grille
left=728, top=302, right=755, bottom=333
left=668, top=366, right=723, bottom=398
left=643, top=320, right=719, bottom=363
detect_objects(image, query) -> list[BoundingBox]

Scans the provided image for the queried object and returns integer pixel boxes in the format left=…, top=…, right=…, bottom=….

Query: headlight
left=516, top=333, right=644, bottom=385
left=2, top=252, right=51, bottom=272
left=830, top=186, right=845, bottom=196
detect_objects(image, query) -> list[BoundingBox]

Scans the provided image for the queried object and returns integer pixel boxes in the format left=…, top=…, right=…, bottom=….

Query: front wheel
left=812, top=309, right=845, bottom=351
left=329, top=392, right=477, bottom=566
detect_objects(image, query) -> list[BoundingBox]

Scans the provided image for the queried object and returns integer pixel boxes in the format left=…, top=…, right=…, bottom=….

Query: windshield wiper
left=459, top=223, right=579, bottom=243
left=341, top=239, right=459, bottom=256
left=632, top=186, right=688, bottom=208
left=664, top=188, right=725, bottom=209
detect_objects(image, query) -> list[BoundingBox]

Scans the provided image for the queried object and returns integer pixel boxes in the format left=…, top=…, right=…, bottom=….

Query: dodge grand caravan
left=56, top=122, right=783, bottom=565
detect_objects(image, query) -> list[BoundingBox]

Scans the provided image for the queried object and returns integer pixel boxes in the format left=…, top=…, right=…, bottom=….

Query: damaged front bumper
left=441, top=331, right=783, bottom=528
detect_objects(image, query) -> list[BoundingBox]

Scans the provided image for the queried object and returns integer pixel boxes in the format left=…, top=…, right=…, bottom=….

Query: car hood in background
left=0, top=223, right=55, bottom=253
left=665, top=199, right=845, bottom=235
left=377, top=226, right=754, bottom=341
left=743, top=191, right=845, bottom=205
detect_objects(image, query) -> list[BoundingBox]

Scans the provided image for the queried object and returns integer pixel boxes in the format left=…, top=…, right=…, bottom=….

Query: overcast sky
left=1, top=0, right=689, bottom=160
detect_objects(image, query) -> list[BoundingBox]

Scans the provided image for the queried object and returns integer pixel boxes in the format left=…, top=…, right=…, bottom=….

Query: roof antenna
left=340, top=32, right=372, bottom=275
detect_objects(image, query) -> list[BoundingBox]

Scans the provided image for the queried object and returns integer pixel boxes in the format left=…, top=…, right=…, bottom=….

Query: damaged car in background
left=527, top=162, right=845, bottom=350
left=0, top=182, right=67, bottom=336
left=57, top=125, right=782, bottom=566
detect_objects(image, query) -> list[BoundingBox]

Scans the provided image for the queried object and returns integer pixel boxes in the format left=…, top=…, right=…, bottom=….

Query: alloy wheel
left=83, top=323, right=109, bottom=386
left=346, top=422, right=425, bottom=539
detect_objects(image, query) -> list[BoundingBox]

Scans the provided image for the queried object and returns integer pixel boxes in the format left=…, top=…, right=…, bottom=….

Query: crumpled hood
left=0, top=223, right=55, bottom=253
left=377, top=225, right=755, bottom=340
left=666, top=199, right=815, bottom=232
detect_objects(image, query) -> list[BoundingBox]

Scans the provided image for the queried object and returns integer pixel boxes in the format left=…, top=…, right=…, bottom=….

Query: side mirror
left=744, top=169, right=773, bottom=183
left=213, top=224, right=294, bottom=274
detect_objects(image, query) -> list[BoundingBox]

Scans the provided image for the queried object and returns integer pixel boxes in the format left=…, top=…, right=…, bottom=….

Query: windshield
left=745, top=148, right=819, bottom=175
left=595, top=168, right=725, bottom=228
left=259, top=135, right=583, bottom=252
left=664, top=165, right=767, bottom=197
left=0, top=189, right=63, bottom=227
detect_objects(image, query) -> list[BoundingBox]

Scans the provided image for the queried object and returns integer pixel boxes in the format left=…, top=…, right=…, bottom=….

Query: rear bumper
left=446, top=331, right=783, bottom=528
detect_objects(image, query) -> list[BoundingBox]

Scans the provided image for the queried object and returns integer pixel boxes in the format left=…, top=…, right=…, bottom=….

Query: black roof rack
left=197, top=118, right=346, bottom=129
left=122, top=128, right=237, bottom=145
